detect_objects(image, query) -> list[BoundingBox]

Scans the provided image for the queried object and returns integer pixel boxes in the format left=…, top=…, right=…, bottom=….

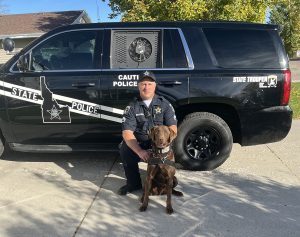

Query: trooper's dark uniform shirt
left=122, top=94, right=177, bottom=140
left=120, top=94, right=177, bottom=190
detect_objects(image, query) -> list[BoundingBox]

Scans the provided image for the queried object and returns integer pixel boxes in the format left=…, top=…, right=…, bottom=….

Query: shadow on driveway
left=1, top=148, right=299, bottom=237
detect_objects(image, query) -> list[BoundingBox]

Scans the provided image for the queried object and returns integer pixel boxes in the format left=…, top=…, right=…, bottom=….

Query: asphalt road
left=0, top=121, right=299, bottom=237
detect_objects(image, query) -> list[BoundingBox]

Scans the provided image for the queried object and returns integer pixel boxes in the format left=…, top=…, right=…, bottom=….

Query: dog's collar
left=149, top=145, right=175, bottom=167
left=152, top=145, right=170, bottom=154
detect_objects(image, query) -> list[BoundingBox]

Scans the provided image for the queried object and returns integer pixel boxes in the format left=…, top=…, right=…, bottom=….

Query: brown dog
left=139, top=125, right=183, bottom=214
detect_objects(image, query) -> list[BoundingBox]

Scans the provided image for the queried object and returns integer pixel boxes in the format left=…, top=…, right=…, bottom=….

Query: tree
left=104, top=0, right=207, bottom=21
left=103, top=0, right=273, bottom=23
left=269, top=0, right=300, bottom=58
left=203, top=0, right=269, bottom=23
left=104, top=0, right=299, bottom=57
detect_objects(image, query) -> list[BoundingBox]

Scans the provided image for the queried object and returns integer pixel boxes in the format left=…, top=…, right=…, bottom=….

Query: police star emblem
left=47, top=105, right=62, bottom=120
left=154, top=106, right=162, bottom=114
left=144, top=71, right=150, bottom=76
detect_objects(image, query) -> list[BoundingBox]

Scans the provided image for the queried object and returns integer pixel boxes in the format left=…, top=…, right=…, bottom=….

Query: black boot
left=117, top=184, right=142, bottom=195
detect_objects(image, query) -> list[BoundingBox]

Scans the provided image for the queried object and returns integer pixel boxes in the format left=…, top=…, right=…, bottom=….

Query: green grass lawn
left=290, top=83, right=300, bottom=119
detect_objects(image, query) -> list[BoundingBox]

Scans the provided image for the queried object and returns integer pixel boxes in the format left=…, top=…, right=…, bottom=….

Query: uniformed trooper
left=118, top=70, right=178, bottom=195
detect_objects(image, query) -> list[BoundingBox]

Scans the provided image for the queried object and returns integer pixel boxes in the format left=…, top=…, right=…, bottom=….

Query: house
left=0, top=10, right=91, bottom=64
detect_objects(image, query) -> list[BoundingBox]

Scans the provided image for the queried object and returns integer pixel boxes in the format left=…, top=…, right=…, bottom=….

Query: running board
left=9, top=143, right=119, bottom=153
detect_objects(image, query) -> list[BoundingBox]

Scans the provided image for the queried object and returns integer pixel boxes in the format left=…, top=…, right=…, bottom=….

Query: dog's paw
left=166, top=206, right=174, bottom=215
left=139, top=205, right=147, bottom=212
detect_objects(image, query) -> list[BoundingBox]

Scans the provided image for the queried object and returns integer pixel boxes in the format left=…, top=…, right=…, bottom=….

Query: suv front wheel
left=174, top=112, right=233, bottom=171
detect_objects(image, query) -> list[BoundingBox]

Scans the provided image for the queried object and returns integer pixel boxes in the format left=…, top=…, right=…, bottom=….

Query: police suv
left=0, top=21, right=292, bottom=170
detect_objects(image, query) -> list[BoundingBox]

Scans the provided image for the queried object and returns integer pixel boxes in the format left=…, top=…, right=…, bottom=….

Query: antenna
left=95, top=0, right=100, bottom=22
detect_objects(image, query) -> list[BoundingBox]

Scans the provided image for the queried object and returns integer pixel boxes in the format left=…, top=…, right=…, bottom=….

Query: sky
left=1, top=0, right=121, bottom=23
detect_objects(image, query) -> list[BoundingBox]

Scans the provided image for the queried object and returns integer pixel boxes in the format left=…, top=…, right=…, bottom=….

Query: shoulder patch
left=124, top=106, right=131, bottom=115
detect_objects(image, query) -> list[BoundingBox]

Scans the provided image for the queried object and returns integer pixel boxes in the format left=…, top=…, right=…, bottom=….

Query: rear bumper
left=240, top=106, right=292, bottom=146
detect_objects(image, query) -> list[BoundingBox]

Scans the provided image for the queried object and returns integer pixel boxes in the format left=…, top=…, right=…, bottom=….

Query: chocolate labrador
left=139, top=125, right=183, bottom=214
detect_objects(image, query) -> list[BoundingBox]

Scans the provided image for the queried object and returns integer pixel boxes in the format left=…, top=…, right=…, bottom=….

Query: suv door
left=5, top=29, right=104, bottom=145
left=98, top=28, right=193, bottom=142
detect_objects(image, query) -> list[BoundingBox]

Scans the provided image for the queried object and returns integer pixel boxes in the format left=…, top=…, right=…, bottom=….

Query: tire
left=174, top=112, right=233, bottom=171
left=0, top=136, right=4, bottom=158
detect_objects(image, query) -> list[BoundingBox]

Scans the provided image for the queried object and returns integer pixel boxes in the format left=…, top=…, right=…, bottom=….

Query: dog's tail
left=172, top=189, right=184, bottom=196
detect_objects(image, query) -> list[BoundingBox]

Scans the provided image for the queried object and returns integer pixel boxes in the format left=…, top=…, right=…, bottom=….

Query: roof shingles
left=0, top=10, right=85, bottom=37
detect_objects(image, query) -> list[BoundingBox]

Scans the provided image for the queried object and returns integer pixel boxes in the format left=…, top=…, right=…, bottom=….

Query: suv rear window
left=203, top=29, right=280, bottom=69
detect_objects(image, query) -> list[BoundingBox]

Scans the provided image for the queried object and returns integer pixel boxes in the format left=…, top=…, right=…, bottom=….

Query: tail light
left=281, top=69, right=291, bottom=105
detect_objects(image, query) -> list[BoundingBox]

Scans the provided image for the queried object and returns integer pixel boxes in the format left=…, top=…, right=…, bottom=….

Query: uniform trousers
left=119, top=140, right=151, bottom=189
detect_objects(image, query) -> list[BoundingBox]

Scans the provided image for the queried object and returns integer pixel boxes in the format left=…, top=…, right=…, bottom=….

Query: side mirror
left=2, top=38, right=15, bottom=52
left=17, top=55, right=29, bottom=72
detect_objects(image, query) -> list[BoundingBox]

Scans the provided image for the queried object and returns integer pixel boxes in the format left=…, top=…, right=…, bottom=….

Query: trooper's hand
left=138, top=150, right=150, bottom=162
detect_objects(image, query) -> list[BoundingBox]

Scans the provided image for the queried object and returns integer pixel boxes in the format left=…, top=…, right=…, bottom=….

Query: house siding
left=0, top=11, right=90, bottom=66
left=1, top=38, right=35, bottom=65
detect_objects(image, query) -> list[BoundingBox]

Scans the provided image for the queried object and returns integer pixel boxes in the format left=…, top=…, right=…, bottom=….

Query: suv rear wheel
left=174, top=112, right=233, bottom=170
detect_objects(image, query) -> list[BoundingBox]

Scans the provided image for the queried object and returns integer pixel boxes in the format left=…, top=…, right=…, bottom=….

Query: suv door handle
left=72, top=82, right=96, bottom=88
left=158, top=81, right=182, bottom=86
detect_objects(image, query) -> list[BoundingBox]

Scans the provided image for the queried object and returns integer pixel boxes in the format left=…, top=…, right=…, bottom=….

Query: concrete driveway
left=290, top=59, right=300, bottom=82
left=0, top=121, right=299, bottom=237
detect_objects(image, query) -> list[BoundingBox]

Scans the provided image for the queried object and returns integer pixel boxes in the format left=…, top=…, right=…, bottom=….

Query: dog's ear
left=168, top=127, right=177, bottom=143
left=148, top=126, right=157, bottom=141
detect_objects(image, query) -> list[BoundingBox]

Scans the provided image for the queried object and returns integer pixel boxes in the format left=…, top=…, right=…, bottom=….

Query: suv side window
left=163, top=29, right=188, bottom=68
left=31, top=30, right=97, bottom=71
left=107, top=29, right=188, bottom=69
left=181, top=27, right=215, bottom=69
left=203, top=29, right=280, bottom=69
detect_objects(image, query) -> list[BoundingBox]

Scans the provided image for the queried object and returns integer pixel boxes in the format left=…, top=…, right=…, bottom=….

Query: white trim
left=101, top=114, right=122, bottom=123
left=0, top=33, right=44, bottom=39
left=69, top=108, right=100, bottom=118
left=0, top=89, right=43, bottom=104
left=178, top=28, right=194, bottom=70
left=3, top=81, right=41, bottom=94
left=0, top=79, right=124, bottom=123
left=9, top=27, right=194, bottom=72
left=73, top=10, right=92, bottom=24
left=52, top=94, right=124, bottom=115
left=100, top=105, right=124, bottom=115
